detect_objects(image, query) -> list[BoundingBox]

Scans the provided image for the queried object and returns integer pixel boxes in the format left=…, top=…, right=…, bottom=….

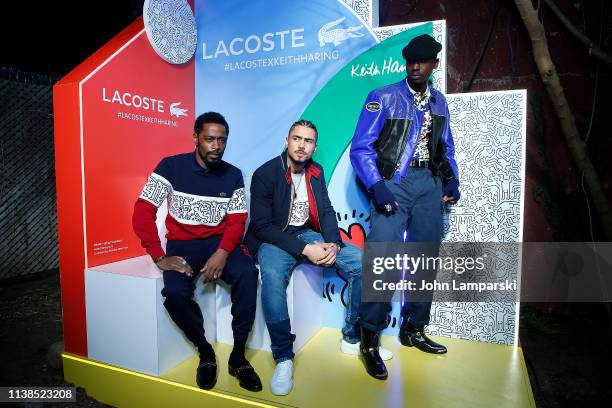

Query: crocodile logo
left=169, top=102, right=188, bottom=118
left=318, top=17, right=364, bottom=47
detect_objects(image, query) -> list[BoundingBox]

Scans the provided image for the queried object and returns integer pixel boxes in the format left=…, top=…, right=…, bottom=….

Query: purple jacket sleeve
left=350, top=91, right=387, bottom=190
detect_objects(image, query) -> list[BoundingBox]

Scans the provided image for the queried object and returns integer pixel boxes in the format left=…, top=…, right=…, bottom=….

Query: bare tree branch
left=542, top=0, right=612, bottom=65
left=513, top=0, right=612, bottom=240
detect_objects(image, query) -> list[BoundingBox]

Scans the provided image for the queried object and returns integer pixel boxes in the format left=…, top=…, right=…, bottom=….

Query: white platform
left=215, top=264, right=322, bottom=352
left=85, top=256, right=216, bottom=376
left=85, top=255, right=323, bottom=375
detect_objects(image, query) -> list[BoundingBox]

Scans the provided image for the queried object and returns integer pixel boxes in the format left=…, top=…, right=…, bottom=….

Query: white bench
left=85, top=256, right=322, bottom=376
left=85, top=256, right=216, bottom=375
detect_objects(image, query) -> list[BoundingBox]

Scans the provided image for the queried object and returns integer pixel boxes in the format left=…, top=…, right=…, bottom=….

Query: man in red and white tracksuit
left=132, top=112, right=261, bottom=392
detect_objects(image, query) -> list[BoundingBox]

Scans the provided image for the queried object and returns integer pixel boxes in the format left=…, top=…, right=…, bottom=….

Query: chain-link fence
left=0, top=67, right=60, bottom=280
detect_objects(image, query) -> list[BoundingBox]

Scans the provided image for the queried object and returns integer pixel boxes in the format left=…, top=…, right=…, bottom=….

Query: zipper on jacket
left=394, top=124, right=412, bottom=173
left=396, top=108, right=422, bottom=176
left=280, top=153, right=293, bottom=231
left=283, top=191, right=294, bottom=232
left=283, top=166, right=295, bottom=231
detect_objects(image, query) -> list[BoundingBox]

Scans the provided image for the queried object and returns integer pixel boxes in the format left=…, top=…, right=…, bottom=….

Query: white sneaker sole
left=270, top=383, right=293, bottom=396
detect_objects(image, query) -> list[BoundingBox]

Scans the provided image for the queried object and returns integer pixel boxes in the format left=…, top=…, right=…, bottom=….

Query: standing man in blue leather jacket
left=350, top=34, right=461, bottom=374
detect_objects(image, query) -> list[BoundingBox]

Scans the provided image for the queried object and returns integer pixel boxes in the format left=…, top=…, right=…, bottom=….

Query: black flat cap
left=402, top=34, right=442, bottom=62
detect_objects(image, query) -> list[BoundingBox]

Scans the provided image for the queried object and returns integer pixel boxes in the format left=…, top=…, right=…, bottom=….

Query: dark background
left=3, top=0, right=610, bottom=240
left=1, top=0, right=145, bottom=79
left=1, top=0, right=611, bottom=406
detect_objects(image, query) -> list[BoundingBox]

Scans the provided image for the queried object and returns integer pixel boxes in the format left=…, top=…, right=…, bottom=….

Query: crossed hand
left=155, top=249, right=229, bottom=282
left=302, top=242, right=339, bottom=267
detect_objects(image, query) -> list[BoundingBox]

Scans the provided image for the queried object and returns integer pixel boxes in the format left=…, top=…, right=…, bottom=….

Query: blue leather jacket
left=350, top=78, right=459, bottom=189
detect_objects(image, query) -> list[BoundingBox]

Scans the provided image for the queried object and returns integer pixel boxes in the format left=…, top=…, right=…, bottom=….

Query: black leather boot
left=399, top=320, right=447, bottom=354
left=360, top=327, right=388, bottom=380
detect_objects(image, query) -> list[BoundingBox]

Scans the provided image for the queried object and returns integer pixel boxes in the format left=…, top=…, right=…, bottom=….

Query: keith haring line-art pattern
left=373, top=26, right=408, bottom=42
left=343, top=0, right=372, bottom=26
left=226, top=187, right=247, bottom=214
left=143, top=0, right=197, bottom=64
left=443, top=91, right=525, bottom=243
left=289, top=202, right=310, bottom=226
left=432, top=20, right=446, bottom=92
left=428, top=302, right=517, bottom=344
left=168, top=191, right=231, bottom=226
left=139, top=172, right=172, bottom=207
left=425, top=90, right=526, bottom=345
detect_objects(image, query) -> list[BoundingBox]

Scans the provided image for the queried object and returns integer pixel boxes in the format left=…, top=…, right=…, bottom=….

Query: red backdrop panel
left=81, top=31, right=194, bottom=267
left=54, top=18, right=195, bottom=356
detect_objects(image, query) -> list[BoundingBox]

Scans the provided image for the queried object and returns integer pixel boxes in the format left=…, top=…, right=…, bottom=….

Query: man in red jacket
left=132, top=112, right=261, bottom=392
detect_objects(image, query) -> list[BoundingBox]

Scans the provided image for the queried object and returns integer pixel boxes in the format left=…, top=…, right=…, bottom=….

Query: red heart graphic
left=340, top=222, right=366, bottom=250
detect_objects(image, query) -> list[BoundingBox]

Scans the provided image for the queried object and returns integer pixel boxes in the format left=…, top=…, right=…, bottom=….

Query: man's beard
left=290, top=149, right=308, bottom=163
left=197, top=145, right=222, bottom=168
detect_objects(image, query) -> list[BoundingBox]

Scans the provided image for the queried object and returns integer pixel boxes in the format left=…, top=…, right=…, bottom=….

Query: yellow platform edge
left=62, top=329, right=536, bottom=408
left=62, top=353, right=280, bottom=408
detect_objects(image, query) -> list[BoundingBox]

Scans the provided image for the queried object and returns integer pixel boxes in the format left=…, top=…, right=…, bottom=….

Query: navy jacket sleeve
left=249, top=171, right=307, bottom=258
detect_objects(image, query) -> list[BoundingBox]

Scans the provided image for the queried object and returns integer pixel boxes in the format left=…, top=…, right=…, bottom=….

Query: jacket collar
left=403, top=77, right=438, bottom=104
left=280, top=151, right=321, bottom=184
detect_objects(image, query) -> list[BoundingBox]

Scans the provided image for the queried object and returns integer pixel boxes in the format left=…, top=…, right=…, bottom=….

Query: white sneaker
left=341, top=339, right=393, bottom=361
left=270, top=360, right=293, bottom=396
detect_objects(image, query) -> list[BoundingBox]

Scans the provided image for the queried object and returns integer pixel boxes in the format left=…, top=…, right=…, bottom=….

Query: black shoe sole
left=366, top=369, right=388, bottom=380
left=196, top=378, right=216, bottom=390
left=228, top=366, right=263, bottom=392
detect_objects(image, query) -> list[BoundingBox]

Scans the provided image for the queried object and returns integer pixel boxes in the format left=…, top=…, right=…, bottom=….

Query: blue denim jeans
left=362, top=167, right=443, bottom=330
left=258, top=229, right=362, bottom=362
